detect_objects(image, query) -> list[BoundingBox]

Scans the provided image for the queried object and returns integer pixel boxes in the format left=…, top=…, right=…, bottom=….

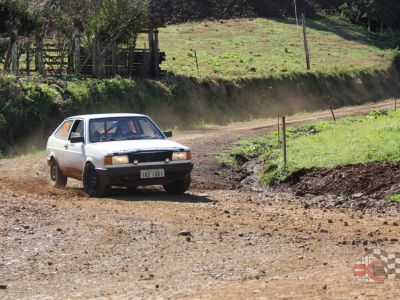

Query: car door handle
left=64, top=144, right=69, bottom=149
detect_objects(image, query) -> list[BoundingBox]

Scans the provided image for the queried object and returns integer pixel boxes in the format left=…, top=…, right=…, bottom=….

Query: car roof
left=66, top=113, right=147, bottom=121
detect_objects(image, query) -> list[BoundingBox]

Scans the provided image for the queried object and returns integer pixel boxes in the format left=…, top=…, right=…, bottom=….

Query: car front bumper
left=96, top=162, right=194, bottom=186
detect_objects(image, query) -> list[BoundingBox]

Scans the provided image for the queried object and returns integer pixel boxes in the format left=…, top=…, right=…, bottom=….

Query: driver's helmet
left=116, top=119, right=136, bottom=135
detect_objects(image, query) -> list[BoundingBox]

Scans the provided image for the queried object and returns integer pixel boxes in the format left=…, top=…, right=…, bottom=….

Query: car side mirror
left=163, top=131, right=173, bottom=138
left=70, top=133, right=84, bottom=144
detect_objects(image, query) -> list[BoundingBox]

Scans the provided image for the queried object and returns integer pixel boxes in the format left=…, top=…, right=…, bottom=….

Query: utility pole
left=302, top=13, right=311, bottom=70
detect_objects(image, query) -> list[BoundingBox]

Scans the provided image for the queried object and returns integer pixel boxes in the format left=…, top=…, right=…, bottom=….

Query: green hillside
left=157, top=17, right=398, bottom=78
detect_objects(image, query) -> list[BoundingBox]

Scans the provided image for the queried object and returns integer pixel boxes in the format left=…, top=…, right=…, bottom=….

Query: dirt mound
left=150, top=0, right=342, bottom=24
left=285, top=162, right=400, bottom=198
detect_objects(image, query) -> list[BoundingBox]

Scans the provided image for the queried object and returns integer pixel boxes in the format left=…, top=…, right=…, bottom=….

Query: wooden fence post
left=92, top=36, right=105, bottom=78
left=73, top=29, right=81, bottom=74
left=128, top=47, right=133, bottom=77
left=330, top=105, right=336, bottom=122
left=143, top=43, right=147, bottom=77
left=282, top=116, right=287, bottom=166
left=294, top=0, right=299, bottom=26
left=193, top=49, right=200, bottom=75
left=395, top=99, right=397, bottom=111
left=92, top=37, right=97, bottom=77
left=148, top=26, right=155, bottom=76
left=154, top=29, right=160, bottom=76
left=302, top=13, right=311, bottom=71
left=277, top=116, right=281, bottom=144
left=11, top=28, right=18, bottom=74
left=111, top=42, right=117, bottom=77
left=98, top=40, right=105, bottom=78
left=35, top=28, right=45, bottom=76
left=26, top=43, right=30, bottom=75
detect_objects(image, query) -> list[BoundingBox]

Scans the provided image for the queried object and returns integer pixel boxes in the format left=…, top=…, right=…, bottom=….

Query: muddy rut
left=1, top=100, right=400, bottom=299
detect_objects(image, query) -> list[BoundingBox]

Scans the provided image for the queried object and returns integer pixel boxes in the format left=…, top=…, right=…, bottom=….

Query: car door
left=51, top=119, right=74, bottom=171
left=63, top=119, right=86, bottom=180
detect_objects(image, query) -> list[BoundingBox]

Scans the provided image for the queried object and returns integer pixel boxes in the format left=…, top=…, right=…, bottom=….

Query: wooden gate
left=4, top=25, right=166, bottom=78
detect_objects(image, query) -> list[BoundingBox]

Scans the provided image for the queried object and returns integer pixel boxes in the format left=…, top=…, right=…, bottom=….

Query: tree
left=84, top=0, right=149, bottom=77
left=1, top=0, right=149, bottom=76
left=0, top=0, right=36, bottom=72
left=343, top=0, right=400, bottom=32
left=41, top=0, right=149, bottom=77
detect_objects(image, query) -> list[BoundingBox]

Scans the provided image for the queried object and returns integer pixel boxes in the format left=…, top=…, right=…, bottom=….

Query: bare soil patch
left=230, top=160, right=400, bottom=212
left=284, top=162, right=400, bottom=199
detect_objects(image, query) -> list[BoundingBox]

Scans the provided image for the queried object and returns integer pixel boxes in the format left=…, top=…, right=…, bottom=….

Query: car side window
left=138, top=118, right=161, bottom=138
left=70, top=120, right=84, bottom=138
left=54, top=120, right=73, bottom=140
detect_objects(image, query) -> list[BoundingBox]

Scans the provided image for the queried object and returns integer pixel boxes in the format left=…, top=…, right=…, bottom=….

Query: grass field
left=158, top=17, right=399, bottom=78
left=219, top=109, right=400, bottom=183
left=2, top=17, right=398, bottom=79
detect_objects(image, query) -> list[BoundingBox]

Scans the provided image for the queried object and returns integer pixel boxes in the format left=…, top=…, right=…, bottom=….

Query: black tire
left=50, top=159, right=67, bottom=188
left=163, top=175, right=191, bottom=195
left=83, top=163, right=110, bottom=197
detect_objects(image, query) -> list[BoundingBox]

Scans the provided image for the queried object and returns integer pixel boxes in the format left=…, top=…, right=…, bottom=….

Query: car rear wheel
left=50, top=159, right=67, bottom=188
left=83, top=163, right=110, bottom=197
left=163, top=175, right=191, bottom=195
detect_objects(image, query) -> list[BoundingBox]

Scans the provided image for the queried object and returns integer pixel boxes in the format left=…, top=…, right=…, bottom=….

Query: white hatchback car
left=46, top=113, right=193, bottom=197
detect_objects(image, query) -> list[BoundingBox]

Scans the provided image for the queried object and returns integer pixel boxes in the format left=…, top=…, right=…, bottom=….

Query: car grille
left=128, top=151, right=173, bottom=163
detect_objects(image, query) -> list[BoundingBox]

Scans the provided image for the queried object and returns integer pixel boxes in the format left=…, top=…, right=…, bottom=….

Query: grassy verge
left=6, top=150, right=47, bottom=160
left=158, top=17, right=399, bottom=78
left=388, top=194, right=400, bottom=203
left=219, top=109, right=400, bottom=184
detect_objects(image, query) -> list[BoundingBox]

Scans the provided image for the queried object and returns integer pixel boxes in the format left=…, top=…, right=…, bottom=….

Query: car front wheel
left=163, top=175, right=191, bottom=195
left=50, top=159, right=67, bottom=188
left=83, top=163, right=110, bottom=197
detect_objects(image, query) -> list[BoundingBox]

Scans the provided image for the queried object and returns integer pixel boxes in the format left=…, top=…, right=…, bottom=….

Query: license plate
left=140, top=169, right=165, bottom=179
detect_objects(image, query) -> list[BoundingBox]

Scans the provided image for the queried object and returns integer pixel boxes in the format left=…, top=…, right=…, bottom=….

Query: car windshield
left=89, top=117, right=164, bottom=143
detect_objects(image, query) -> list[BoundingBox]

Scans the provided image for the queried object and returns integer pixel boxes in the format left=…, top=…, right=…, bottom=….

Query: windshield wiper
left=125, top=136, right=153, bottom=140
left=99, top=137, right=117, bottom=142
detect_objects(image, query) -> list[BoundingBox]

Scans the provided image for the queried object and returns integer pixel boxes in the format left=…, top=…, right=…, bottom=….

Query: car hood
left=89, top=139, right=189, bottom=155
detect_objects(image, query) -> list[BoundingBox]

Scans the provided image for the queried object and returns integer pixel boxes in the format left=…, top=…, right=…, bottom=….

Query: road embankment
left=1, top=55, right=400, bottom=155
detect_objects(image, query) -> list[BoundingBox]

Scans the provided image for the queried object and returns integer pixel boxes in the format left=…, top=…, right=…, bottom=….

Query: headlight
left=104, top=155, right=129, bottom=165
left=172, top=151, right=192, bottom=161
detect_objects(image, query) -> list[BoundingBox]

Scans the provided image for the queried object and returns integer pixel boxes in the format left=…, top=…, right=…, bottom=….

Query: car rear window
left=54, top=120, right=73, bottom=140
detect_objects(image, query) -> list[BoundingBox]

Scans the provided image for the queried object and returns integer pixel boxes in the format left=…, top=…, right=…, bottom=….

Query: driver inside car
left=114, top=119, right=137, bottom=138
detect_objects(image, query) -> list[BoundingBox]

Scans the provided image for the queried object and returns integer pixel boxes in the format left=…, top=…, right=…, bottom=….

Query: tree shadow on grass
left=274, top=16, right=391, bottom=50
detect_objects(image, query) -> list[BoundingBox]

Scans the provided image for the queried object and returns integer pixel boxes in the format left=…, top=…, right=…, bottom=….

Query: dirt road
left=1, top=100, right=400, bottom=299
